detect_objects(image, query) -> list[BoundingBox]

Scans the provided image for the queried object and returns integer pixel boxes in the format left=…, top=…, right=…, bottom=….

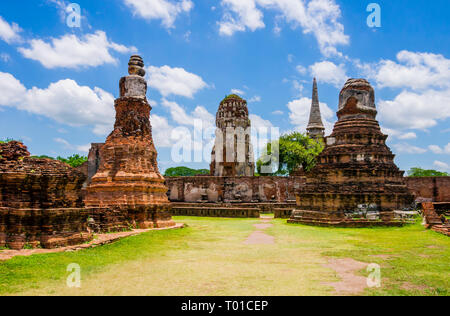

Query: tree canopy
left=407, top=167, right=449, bottom=177
left=257, top=132, right=324, bottom=176
left=56, top=154, right=88, bottom=168
left=164, top=166, right=210, bottom=177
left=31, top=154, right=88, bottom=168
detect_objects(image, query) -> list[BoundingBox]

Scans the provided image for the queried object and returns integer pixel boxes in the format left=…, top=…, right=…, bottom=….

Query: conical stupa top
left=307, top=78, right=325, bottom=130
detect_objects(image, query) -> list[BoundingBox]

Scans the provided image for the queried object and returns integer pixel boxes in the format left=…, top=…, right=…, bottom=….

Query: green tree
left=31, top=155, right=56, bottom=160
left=56, top=154, right=88, bottom=168
left=0, top=138, right=16, bottom=144
left=164, top=167, right=210, bottom=177
left=257, top=132, right=324, bottom=176
left=407, top=167, right=449, bottom=177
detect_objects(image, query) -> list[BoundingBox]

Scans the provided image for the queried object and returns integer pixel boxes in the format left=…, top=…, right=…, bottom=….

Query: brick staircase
left=421, top=202, right=450, bottom=236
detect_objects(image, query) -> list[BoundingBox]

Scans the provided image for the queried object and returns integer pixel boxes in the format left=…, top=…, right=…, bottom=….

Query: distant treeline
left=32, top=154, right=88, bottom=168
left=164, top=167, right=210, bottom=177
left=407, top=167, right=449, bottom=177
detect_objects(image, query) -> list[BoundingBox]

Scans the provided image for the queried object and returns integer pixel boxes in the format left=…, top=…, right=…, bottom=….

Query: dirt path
left=0, top=223, right=185, bottom=261
left=243, top=217, right=275, bottom=245
left=323, top=258, right=370, bottom=295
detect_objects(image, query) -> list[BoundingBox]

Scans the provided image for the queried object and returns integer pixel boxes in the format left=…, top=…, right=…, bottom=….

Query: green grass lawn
left=0, top=216, right=448, bottom=296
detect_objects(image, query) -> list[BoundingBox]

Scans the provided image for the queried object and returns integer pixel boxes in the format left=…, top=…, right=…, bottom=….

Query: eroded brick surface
left=0, top=142, right=91, bottom=249
left=289, top=79, right=415, bottom=227
left=85, top=56, right=174, bottom=229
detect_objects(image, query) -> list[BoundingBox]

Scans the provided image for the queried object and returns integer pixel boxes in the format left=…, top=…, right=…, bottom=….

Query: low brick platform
left=288, top=210, right=407, bottom=228
left=0, top=223, right=185, bottom=261
left=0, top=207, right=92, bottom=250
left=274, top=208, right=294, bottom=219
left=172, top=205, right=260, bottom=218
left=88, top=205, right=174, bottom=233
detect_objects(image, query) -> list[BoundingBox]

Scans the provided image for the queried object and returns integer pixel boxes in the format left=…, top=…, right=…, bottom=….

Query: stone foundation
left=0, top=207, right=92, bottom=250
left=288, top=210, right=406, bottom=228
left=88, top=205, right=173, bottom=233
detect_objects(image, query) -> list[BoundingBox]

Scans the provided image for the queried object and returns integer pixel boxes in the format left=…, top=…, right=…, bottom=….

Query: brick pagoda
left=289, top=79, right=414, bottom=227
left=85, top=55, right=174, bottom=229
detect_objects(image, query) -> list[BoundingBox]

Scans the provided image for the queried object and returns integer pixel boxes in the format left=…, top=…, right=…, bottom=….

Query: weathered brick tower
left=210, top=94, right=255, bottom=177
left=306, top=78, right=325, bottom=139
left=289, top=79, right=414, bottom=227
left=85, top=55, right=174, bottom=228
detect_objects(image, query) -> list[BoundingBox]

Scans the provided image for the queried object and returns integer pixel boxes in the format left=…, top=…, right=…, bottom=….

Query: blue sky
left=0, top=0, right=449, bottom=173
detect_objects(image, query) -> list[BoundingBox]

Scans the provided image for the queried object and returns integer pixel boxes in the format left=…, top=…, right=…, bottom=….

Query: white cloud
left=309, top=60, right=347, bottom=87
left=292, top=80, right=304, bottom=96
left=18, top=31, right=136, bottom=69
left=219, top=0, right=265, bottom=36
left=0, top=72, right=27, bottom=105
left=397, top=132, right=417, bottom=140
left=391, top=143, right=427, bottom=154
left=378, top=89, right=450, bottom=130
left=231, top=88, right=245, bottom=95
left=287, top=97, right=334, bottom=135
left=366, top=51, right=450, bottom=90
left=250, top=113, right=273, bottom=130
left=151, top=113, right=175, bottom=147
left=124, top=0, right=193, bottom=28
left=272, top=110, right=284, bottom=115
left=296, top=65, right=307, bottom=75
left=219, top=0, right=349, bottom=57
left=358, top=51, right=450, bottom=133
left=54, top=138, right=91, bottom=153
left=0, top=53, right=11, bottom=62
left=249, top=114, right=276, bottom=153
left=248, top=95, right=261, bottom=102
left=428, top=143, right=450, bottom=155
left=147, top=65, right=208, bottom=98
left=381, top=127, right=417, bottom=140
left=434, top=160, right=450, bottom=172
left=161, top=99, right=215, bottom=129
left=429, top=145, right=444, bottom=154
left=0, top=72, right=115, bottom=135
left=0, top=16, right=22, bottom=43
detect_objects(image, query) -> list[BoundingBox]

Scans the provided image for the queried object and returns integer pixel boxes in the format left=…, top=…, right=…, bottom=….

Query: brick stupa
left=289, top=79, right=414, bottom=227
left=85, top=55, right=174, bottom=228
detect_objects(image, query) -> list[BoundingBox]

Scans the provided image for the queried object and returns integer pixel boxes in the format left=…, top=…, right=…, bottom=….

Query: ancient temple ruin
left=0, top=141, right=91, bottom=249
left=210, top=94, right=255, bottom=177
left=85, top=55, right=175, bottom=229
left=289, top=79, right=415, bottom=227
left=306, top=78, right=325, bottom=140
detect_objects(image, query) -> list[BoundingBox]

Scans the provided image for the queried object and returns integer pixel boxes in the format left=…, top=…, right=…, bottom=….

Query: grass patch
left=0, top=217, right=448, bottom=296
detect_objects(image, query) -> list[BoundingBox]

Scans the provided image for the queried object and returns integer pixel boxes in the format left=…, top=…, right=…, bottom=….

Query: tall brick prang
left=289, top=79, right=414, bottom=227
left=210, top=94, right=255, bottom=177
left=85, top=55, right=175, bottom=228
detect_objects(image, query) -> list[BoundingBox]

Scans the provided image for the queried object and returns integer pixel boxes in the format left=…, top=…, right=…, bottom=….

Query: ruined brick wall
left=0, top=142, right=86, bottom=209
left=0, top=141, right=91, bottom=249
left=165, top=176, right=305, bottom=203
left=405, top=177, right=450, bottom=202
